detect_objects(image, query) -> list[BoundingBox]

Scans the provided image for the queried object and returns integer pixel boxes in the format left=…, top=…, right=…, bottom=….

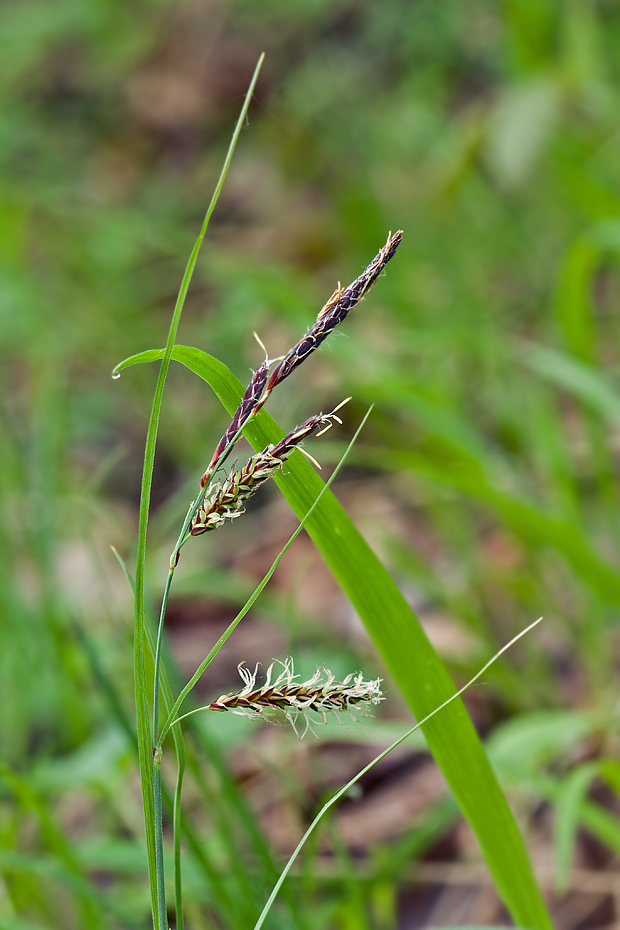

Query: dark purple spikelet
left=201, top=360, right=269, bottom=487
left=190, top=230, right=402, bottom=549
left=265, top=230, right=403, bottom=394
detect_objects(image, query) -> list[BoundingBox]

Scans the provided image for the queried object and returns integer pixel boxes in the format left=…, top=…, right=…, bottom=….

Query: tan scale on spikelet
left=190, top=402, right=348, bottom=536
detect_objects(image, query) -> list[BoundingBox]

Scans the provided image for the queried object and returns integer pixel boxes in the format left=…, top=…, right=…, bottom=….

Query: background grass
left=3, top=1, right=620, bottom=927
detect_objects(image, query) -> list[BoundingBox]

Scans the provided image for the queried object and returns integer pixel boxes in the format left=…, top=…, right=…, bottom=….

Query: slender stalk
left=133, top=53, right=264, bottom=930
left=153, top=567, right=174, bottom=745
left=173, top=734, right=186, bottom=930
left=111, top=546, right=234, bottom=921
left=152, top=567, right=174, bottom=930
left=153, top=758, right=167, bottom=930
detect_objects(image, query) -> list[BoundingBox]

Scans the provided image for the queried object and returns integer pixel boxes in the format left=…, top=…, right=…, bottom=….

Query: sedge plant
left=115, top=55, right=553, bottom=930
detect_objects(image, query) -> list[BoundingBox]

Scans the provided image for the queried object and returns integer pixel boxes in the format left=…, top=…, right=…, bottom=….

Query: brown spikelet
left=208, top=658, right=384, bottom=737
left=200, top=360, right=269, bottom=488
left=264, top=230, right=403, bottom=395
left=191, top=408, right=343, bottom=535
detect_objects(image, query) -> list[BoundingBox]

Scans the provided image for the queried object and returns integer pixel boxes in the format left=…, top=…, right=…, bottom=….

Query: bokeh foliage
left=3, top=0, right=620, bottom=926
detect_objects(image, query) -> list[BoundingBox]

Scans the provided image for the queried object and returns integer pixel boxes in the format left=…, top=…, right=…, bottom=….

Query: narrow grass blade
left=521, top=341, right=620, bottom=425
left=125, top=53, right=264, bottom=930
left=553, top=761, right=601, bottom=892
left=579, top=798, right=620, bottom=852
left=555, top=220, right=620, bottom=362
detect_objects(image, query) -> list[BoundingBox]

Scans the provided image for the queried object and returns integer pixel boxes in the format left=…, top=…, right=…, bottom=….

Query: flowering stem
left=152, top=755, right=166, bottom=930
left=172, top=736, right=186, bottom=930
left=153, top=566, right=174, bottom=744
left=156, top=407, right=372, bottom=748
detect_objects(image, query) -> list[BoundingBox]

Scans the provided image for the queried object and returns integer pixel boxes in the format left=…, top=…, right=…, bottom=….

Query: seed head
left=264, top=231, right=403, bottom=395
left=200, top=231, right=403, bottom=487
left=208, top=657, right=384, bottom=738
left=191, top=403, right=347, bottom=535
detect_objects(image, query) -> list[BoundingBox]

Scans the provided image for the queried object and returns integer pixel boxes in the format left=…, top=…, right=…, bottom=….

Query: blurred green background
left=3, top=0, right=620, bottom=927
